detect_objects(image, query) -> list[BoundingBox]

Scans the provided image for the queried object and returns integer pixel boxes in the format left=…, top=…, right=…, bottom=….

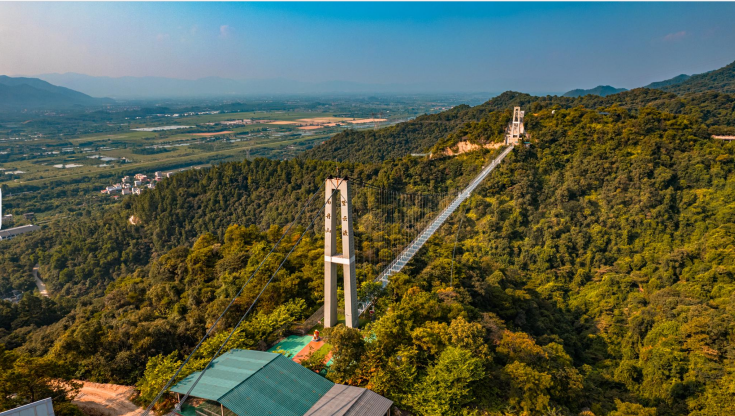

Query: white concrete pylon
left=505, top=106, right=525, bottom=145
left=324, top=178, right=358, bottom=328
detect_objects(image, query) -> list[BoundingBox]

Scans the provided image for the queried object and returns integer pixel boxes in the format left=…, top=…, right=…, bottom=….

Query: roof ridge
left=214, top=350, right=280, bottom=401
left=340, top=387, right=367, bottom=415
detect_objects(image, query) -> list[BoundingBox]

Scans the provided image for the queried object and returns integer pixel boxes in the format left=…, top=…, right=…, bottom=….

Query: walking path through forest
left=32, top=264, right=49, bottom=297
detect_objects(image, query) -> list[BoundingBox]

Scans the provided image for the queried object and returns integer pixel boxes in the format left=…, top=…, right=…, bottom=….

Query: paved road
left=32, top=264, right=49, bottom=297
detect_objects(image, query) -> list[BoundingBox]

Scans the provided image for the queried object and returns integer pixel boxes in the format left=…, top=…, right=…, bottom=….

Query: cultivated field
left=1, top=95, right=462, bottom=193
left=0, top=111, right=354, bottom=187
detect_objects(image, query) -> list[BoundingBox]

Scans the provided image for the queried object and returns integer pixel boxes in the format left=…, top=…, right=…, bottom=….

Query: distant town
left=101, top=171, right=172, bottom=197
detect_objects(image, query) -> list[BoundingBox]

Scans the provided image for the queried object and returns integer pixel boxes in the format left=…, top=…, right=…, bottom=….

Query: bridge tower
left=505, top=107, right=525, bottom=145
left=324, top=177, right=358, bottom=328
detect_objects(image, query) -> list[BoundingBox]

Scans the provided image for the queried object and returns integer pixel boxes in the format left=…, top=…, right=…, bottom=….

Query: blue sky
left=1, top=2, right=734, bottom=93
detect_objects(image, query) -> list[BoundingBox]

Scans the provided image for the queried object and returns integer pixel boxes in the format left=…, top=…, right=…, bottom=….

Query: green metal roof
left=171, top=349, right=334, bottom=416
left=171, top=349, right=278, bottom=401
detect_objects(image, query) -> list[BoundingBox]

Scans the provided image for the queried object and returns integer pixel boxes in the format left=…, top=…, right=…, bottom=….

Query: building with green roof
left=171, top=349, right=392, bottom=416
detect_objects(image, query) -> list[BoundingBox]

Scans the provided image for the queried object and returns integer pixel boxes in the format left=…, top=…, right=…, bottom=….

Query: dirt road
left=73, top=381, right=144, bottom=416
left=32, top=264, right=49, bottom=297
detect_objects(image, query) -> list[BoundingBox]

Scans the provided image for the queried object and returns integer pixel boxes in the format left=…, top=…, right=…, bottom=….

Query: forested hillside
left=320, top=102, right=735, bottom=416
left=301, top=105, right=479, bottom=162
left=560, top=59, right=735, bottom=98
left=654, top=60, right=735, bottom=95
left=305, top=88, right=735, bottom=164
left=301, top=93, right=541, bottom=162
left=3, top=89, right=735, bottom=415
left=644, top=74, right=691, bottom=90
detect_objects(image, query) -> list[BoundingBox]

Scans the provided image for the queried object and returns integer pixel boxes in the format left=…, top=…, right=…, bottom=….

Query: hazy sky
left=2, top=2, right=735, bottom=93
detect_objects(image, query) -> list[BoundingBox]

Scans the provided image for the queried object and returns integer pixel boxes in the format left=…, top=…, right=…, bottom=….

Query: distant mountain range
left=563, top=85, right=628, bottom=98
left=562, top=59, right=735, bottom=97
left=4, top=58, right=734, bottom=105
left=0, top=75, right=113, bottom=109
left=34, top=73, right=436, bottom=99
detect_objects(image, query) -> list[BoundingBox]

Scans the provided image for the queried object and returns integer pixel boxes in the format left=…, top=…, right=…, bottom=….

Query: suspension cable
left=142, top=184, right=324, bottom=416
left=352, top=179, right=448, bottom=197
left=170, top=179, right=344, bottom=416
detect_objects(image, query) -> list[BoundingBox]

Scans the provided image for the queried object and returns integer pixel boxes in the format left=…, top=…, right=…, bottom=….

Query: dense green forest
left=3, top=87, right=735, bottom=415
left=656, top=60, right=735, bottom=95
left=303, top=86, right=735, bottom=164
left=318, top=102, right=735, bottom=416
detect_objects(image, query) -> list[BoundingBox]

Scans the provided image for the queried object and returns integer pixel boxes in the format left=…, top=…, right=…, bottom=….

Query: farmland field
left=1, top=111, right=374, bottom=187
left=0, top=94, right=483, bottom=220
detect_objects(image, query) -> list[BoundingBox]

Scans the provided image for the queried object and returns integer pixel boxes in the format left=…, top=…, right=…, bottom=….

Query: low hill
left=644, top=73, right=691, bottom=89
left=563, top=85, right=627, bottom=97
left=301, top=91, right=540, bottom=163
left=654, top=60, right=735, bottom=94
left=0, top=76, right=114, bottom=109
left=303, top=89, right=691, bottom=163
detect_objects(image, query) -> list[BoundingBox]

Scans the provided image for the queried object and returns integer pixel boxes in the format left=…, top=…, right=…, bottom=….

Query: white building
left=0, top=224, right=40, bottom=241
left=0, top=398, right=54, bottom=416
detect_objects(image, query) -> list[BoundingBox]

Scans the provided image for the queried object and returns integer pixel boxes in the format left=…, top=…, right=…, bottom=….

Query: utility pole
left=324, top=177, right=358, bottom=328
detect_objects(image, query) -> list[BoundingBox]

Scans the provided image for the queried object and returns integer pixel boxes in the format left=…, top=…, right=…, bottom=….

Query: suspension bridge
left=143, top=108, right=525, bottom=416
left=355, top=145, right=513, bottom=316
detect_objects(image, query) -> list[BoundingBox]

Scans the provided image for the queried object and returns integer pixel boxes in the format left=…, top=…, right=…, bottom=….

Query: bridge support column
left=324, top=178, right=358, bottom=329
left=505, top=106, right=525, bottom=145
